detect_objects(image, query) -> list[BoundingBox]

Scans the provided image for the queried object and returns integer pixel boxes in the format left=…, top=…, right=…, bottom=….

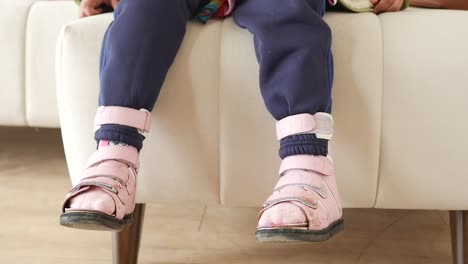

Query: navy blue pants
left=97, top=0, right=333, bottom=158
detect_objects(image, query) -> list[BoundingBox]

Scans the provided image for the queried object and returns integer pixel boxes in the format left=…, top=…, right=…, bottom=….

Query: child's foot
left=60, top=145, right=140, bottom=231
left=67, top=186, right=115, bottom=216
left=256, top=155, right=343, bottom=243
left=60, top=106, right=151, bottom=231
left=67, top=141, right=130, bottom=217
left=256, top=113, right=343, bottom=243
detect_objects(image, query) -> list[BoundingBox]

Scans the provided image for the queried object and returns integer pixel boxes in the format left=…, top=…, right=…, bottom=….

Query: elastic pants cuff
left=279, top=134, right=328, bottom=159
left=95, top=124, right=145, bottom=151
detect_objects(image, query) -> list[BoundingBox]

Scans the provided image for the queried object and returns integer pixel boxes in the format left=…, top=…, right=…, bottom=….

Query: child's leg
left=61, top=0, right=202, bottom=230
left=234, top=0, right=333, bottom=158
left=97, top=0, right=202, bottom=151
left=234, top=0, right=343, bottom=242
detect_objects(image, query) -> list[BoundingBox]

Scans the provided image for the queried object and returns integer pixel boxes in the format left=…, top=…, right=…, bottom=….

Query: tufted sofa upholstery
left=0, top=0, right=78, bottom=127
left=3, top=0, right=467, bottom=210
left=3, top=0, right=468, bottom=262
left=54, top=5, right=468, bottom=209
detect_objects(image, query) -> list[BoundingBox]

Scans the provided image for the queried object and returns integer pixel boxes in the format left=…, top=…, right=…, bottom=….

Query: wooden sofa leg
left=112, top=203, right=146, bottom=264
left=450, top=211, right=468, bottom=264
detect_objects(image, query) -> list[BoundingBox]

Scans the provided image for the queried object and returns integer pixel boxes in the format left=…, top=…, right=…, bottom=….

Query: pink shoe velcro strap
left=279, top=155, right=334, bottom=177
left=276, top=113, right=333, bottom=141
left=95, top=106, right=151, bottom=133
left=262, top=190, right=318, bottom=210
left=85, top=145, right=140, bottom=170
left=82, top=165, right=130, bottom=185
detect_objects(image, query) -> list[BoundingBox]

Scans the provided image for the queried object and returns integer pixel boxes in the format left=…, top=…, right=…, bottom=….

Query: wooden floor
left=0, top=128, right=453, bottom=264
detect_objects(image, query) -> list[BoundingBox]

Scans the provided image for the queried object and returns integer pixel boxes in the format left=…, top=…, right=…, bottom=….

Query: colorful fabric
left=73, top=0, right=409, bottom=17
left=196, top=0, right=226, bottom=23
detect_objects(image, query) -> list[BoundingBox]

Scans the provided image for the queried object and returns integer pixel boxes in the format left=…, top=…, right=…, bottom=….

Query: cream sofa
left=55, top=5, right=468, bottom=263
left=5, top=0, right=468, bottom=263
left=0, top=0, right=78, bottom=127
left=56, top=6, right=468, bottom=209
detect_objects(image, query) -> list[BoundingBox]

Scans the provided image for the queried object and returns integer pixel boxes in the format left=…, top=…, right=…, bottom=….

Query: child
left=60, top=0, right=407, bottom=242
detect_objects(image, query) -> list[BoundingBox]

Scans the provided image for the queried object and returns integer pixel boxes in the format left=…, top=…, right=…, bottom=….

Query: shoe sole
left=255, top=219, right=344, bottom=243
left=60, top=211, right=133, bottom=231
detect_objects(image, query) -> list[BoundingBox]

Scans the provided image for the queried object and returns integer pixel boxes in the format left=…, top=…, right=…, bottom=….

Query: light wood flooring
left=0, top=127, right=453, bottom=264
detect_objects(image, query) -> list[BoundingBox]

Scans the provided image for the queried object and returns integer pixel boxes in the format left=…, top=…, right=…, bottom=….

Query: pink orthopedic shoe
left=60, top=106, right=151, bottom=231
left=256, top=113, right=343, bottom=243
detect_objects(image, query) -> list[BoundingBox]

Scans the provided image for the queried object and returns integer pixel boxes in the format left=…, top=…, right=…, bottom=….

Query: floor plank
left=0, top=127, right=453, bottom=263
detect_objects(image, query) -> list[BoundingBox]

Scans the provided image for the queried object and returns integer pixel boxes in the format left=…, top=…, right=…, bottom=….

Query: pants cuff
left=95, top=124, right=145, bottom=151
left=279, top=134, right=328, bottom=159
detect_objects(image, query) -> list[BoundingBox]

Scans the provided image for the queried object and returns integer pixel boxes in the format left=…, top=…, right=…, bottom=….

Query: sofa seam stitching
left=24, top=2, right=38, bottom=127
left=218, top=19, right=224, bottom=206
left=372, top=14, right=386, bottom=208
